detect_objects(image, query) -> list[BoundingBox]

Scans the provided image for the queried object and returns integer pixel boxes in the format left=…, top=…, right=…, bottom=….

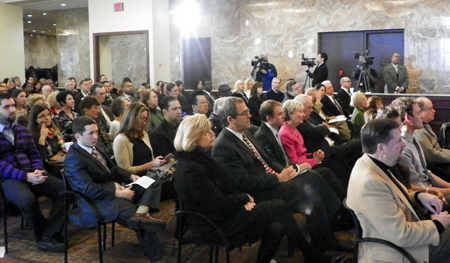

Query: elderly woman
left=109, top=97, right=130, bottom=139
left=279, top=100, right=347, bottom=200
left=55, top=90, right=79, bottom=142
left=173, top=114, right=331, bottom=263
left=232, top=79, right=248, bottom=103
left=113, top=103, right=167, bottom=176
left=140, top=89, right=164, bottom=132
left=350, top=92, right=368, bottom=139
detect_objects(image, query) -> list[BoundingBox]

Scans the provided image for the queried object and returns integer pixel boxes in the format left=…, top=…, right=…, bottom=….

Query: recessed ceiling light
left=27, top=21, right=32, bottom=23
left=41, top=31, right=45, bottom=33
left=30, top=34, right=33, bottom=36
left=53, top=24, right=56, bottom=26
left=32, top=30, right=36, bottom=32
left=61, top=3, right=66, bottom=6
left=27, top=15, right=32, bottom=17
left=43, top=13, right=47, bottom=15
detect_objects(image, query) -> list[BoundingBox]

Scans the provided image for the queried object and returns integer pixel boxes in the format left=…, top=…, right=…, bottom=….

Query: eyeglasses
left=139, top=118, right=148, bottom=123
left=199, top=101, right=209, bottom=105
left=236, top=110, right=250, bottom=116
left=37, top=113, right=52, bottom=119
left=344, top=80, right=351, bottom=83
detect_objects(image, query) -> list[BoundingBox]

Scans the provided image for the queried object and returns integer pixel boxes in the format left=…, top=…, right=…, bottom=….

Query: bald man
left=383, top=53, right=409, bottom=93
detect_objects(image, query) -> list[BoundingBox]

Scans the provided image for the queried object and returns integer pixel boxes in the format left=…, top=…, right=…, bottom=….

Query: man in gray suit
left=383, top=53, right=409, bottom=93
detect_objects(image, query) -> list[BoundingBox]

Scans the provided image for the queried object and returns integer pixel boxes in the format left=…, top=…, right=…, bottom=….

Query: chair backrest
left=438, top=122, right=450, bottom=150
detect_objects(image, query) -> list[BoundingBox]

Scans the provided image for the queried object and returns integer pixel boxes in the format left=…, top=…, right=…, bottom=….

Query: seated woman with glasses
left=174, top=114, right=332, bottom=263
left=28, top=104, right=67, bottom=177
left=113, top=103, right=167, bottom=177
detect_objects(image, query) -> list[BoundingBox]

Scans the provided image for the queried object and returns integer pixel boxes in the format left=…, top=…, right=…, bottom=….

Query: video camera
left=301, top=53, right=316, bottom=68
left=251, top=55, right=268, bottom=71
left=354, top=50, right=374, bottom=70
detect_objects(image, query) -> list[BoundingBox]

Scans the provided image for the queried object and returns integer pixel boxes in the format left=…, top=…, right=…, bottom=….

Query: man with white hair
left=264, top=78, right=284, bottom=103
left=336, top=77, right=354, bottom=115
left=64, top=80, right=76, bottom=92
left=41, top=85, right=52, bottom=97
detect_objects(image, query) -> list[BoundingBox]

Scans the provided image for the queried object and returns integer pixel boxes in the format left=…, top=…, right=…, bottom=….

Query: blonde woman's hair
left=46, top=91, right=60, bottom=109
left=233, top=79, right=244, bottom=93
left=243, top=78, right=255, bottom=93
left=26, top=94, right=46, bottom=109
left=350, top=92, right=366, bottom=108
left=282, top=99, right=303, bottom=121
left=174, top=114, right=212, bottom=152
left=119, top=102, right=149, bottom=141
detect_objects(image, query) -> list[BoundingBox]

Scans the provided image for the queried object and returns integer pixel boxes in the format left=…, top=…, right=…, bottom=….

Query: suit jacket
left=64, top=143, right=132, bottom=228
left=414, top=124, right=450, bottom=165
left=149, top=119, right=178, bottom=157
left=118, top=93, right=138, bottom=103
left=263, top=89, right=284, bottom=103
left=321, top=95, right=348, bottom=117
left=383, top=63, right=409, bottom=93
left=347, top=154, right=438, bottom=263
left=247, top=96, right=263, bottom=126
left=74, top=91, right=88, bottom=114
left=297, top=119, right=331, bottom=153
left=308, top=63, right=328, bottom=86
left=254, top=123, right=296, bottom=169
left=336, top=88, right=354, bottom=115
left=211, top=128, right=281, bottom=194
left=203, top=90, right=215, bottom=117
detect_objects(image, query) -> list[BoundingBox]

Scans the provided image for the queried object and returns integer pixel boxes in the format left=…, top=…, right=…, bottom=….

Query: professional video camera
left=354, top=50, right=374, bottom=70
left=301, top=53, right=316, bottom=68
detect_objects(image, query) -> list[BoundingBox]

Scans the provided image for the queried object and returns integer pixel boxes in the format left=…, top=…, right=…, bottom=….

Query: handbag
left=146, top=160, right=177, bottom=182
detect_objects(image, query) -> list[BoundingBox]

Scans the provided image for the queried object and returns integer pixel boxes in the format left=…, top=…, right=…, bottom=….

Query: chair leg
left=97, top=224, right=103, bottom=263
left=20, top=216, right=24, bottom=230
left=214, top=246, right=219, bottom=263
left=111, top=222, right=115, bottom=247
left=102, top=223, right=107, bottom=251
left=209, top=246, right=213, bottom=263
left=64, top=201, right=68, bottom=263
left=2, top=203, right=8, bottom=254
left=226, top=246, right=230, bottom=263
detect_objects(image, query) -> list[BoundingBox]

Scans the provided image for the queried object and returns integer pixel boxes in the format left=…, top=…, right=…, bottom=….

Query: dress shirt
left=78, top=143, right=93, bottom=154
left=325, top=94, right=344, bottom=114
left=393, top=63, right=398, bottom=74
left=0, top=123, right=15, bottom=145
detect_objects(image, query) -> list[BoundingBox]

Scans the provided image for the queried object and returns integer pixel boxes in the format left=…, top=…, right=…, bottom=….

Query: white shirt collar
left=78, top=143, right=94, bottom=154
left=271, top=88, right=279, bottom=94
left=226, top=127, right=244, bottom=142
left=265, top=122, right=279, bottom=138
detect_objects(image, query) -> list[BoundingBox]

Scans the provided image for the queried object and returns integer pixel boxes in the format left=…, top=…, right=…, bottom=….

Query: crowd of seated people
left=5, top=72, right=450, bottom=263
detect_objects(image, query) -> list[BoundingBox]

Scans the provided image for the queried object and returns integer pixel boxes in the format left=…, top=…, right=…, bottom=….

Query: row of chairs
left=0, top=180, right=418, bottom=263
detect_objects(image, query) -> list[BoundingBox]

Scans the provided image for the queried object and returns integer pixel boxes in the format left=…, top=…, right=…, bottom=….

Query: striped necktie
left=242, top=134, right=278, bottom=175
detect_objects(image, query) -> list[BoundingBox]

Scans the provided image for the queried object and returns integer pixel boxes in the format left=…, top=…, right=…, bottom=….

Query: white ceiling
left=1, top=0, right=88, bottom=37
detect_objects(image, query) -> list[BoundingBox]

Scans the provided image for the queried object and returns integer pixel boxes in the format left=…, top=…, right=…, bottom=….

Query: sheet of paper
left=126, top=176, right=155, bottom=189
left=0, top=246, right=5, bottom=258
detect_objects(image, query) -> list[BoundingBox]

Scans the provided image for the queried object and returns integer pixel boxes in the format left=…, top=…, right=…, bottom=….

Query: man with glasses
left=188, top=89, right=209, bottom=115
left=119, top=81, right=138, bottom=102
left=336, top=77, right=354, bottom=116
left=321, top=80, right=350, bottom=118
left=0, top=93, right=66, bottom=252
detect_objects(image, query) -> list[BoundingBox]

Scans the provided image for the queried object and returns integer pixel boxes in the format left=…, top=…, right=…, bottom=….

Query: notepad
left=125, top=176, right=155, bottom=189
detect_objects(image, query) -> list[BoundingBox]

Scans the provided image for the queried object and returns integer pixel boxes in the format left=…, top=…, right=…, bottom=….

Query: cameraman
left=251, top=54, right=277, bottom=91
left=353, top=66, right=379, bottom=92
left=306, top=52, right=328, bottom=86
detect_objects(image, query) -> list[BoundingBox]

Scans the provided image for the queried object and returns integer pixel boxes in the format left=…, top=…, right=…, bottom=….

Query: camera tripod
left=356, top=68, right=371, bottom=93
left=303, top=67, right=313, bottom=90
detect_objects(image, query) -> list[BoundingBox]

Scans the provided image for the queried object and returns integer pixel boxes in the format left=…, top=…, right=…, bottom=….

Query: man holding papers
left=64, top=116, right=166, bottom=263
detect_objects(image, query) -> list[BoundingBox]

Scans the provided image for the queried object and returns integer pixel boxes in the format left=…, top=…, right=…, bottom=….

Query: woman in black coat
left=173, top=115, right=331, bottom=263
left=247, top=82, right=264, bottom=126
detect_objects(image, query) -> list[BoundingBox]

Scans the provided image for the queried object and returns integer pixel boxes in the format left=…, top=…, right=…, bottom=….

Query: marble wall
left=56, top=8, right=90, bottom=86
left=169, top=0, right=450, bottom=93
left=24, top=34, right=58, bottom=69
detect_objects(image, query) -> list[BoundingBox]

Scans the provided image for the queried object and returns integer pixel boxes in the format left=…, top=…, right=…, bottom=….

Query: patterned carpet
left=0, top=199, right=354, bottom=263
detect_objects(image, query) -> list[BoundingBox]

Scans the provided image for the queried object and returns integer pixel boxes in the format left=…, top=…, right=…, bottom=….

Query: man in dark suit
left=212, top=97, right=345, bottom=251
left=335, top=77, right=354, bottom=116
left=118, top=81, right=138, bottom=102
left=74, top=78, right=91, bottom=114
left=282, top=79, right=302, bottom=103
left=307, top=52, right=328, bottom=86
left=264, top=77, right=284, bottom=103
left=65, top=116, right=166, bottom=263
left=90, top=83, right=114, bottom=132
left=321, top=80, right=350, bottom=117
left=383, top=53, right=409, bottom=93
left=102, top=81, right=117, bottom=107
left=149, top=96, right=181, bottom=157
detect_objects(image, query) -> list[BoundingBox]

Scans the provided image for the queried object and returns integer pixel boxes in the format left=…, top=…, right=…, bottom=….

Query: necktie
left=275, top=133, right=291, bottom=165
left=92, top=148, right=110, bottom=171
left=332, top=96, right=344, bottom=115
left=242, top=134, right=278, bottom=175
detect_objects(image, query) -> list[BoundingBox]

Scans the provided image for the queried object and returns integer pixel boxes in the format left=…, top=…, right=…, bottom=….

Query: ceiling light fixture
left=27, top=21, right=32, bottom=23
left=27, top=15, right=32, bottom=17
left=61, top=3, right=66, bottom=6
left=43, top=13, right=47, bottom=15
left=32, top=30, right=36, bottom=32
left=53, top=24, right=56, bottom=26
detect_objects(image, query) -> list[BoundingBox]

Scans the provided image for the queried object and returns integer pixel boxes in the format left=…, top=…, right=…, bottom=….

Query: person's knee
left=268, top=221, right=285, bottom=235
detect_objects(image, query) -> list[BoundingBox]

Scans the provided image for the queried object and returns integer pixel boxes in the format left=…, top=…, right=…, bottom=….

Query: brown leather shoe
left=128, top=213, right=166, bottom=233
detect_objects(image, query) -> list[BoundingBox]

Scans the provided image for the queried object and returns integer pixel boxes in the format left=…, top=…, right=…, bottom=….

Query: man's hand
left=299, top=163, right=312, bottom=171
left=313, top=150, right=325, bottom=163
left=260, top=69, right=267, bottom=74
left=116, top=188, right=135, bottom=201
left=277, top=166, right=296, bottom=182
left=418, top=192, right=443, bottom=215
left=322, top=122, right=330, bottom=129
left=429, top=188, right=446, bottom=202
left=130, top=175, right=140, bottom=182
left=26, top=172, right=48, bottom=185
left=114, top=182, right=124, bottom=190
left=431, top=211, right=450, bottom=228
left=244, top=201, right=256, bottom=211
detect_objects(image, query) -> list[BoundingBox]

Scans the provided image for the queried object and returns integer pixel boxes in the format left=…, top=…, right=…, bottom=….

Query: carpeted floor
left=0, top=199, right=354, bottom=263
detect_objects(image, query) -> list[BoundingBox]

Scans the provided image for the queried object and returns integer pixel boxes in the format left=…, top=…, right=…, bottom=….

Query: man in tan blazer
left=347, top=119, right=450, bottom=263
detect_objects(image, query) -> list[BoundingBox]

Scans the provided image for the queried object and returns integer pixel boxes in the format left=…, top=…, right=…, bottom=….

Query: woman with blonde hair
left=232, top=79, right=248, bottom=103
left=174, top=114, right=331, bottom=263
left=243, top=78, right=255, bottom=98
left=350, top=92, right=368, bottom=139
left=113, top=102, right=167, bottom=176
left=46, top=91, right=61, bottom=117
left=140, top=89, right=164, bottom=132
